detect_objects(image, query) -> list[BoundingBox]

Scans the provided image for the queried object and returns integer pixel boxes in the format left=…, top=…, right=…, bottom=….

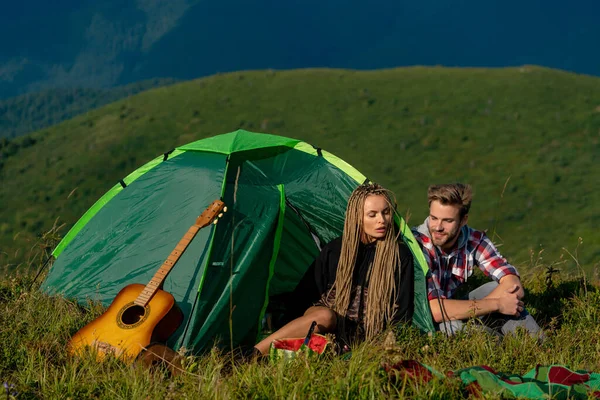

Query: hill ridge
left=1, top=66, right=599, bottom=271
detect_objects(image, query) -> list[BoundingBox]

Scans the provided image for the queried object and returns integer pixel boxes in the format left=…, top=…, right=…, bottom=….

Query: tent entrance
left=177, top=157, right=323, bottom=351
left=177, top=160, right=281, bottom=351
left=261, top=199, right=321, bottom=334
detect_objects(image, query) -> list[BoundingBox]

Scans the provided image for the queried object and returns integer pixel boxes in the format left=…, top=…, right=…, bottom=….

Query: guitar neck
left=134, top=224, right=202, bottom=307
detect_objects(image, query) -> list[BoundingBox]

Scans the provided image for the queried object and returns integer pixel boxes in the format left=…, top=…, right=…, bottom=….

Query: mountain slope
left=1, top=67, right=599, bottom=271
left=0, top=78, right=178, bottom=138
left=1, top=0, right=599, bottom=99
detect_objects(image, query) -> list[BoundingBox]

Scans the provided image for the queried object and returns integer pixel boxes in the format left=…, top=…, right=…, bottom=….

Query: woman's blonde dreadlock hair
left=331, top=183, right=402, bottom=340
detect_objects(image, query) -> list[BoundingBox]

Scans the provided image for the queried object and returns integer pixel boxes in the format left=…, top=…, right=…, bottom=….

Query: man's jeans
left=436, top=282, right=544, bottom=338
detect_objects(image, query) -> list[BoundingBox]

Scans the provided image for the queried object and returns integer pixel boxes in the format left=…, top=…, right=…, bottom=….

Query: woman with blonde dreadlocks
left=254, top=183, right=414, bottom=355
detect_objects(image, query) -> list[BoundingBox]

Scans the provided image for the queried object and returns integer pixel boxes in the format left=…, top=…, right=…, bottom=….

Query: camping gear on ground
left=269, top=321, right=330, bottom=363
left=67, top=200, right=225, bottom=361
left=383, top=360, right=600, bottom=399
left=43, top=129, right=433, bottom=355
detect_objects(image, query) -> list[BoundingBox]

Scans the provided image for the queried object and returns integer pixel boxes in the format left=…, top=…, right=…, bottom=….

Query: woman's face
left=362, top=194, right=392, bottom=243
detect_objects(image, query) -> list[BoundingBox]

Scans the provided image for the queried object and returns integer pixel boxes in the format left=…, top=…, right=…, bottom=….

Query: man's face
left=427, top=200, right=468, bottom=251
left=362, top=194, right=392, bottom=243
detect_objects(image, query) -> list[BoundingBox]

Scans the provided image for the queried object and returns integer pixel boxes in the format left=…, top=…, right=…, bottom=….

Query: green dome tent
left=43, top=129, right=433, bottom=353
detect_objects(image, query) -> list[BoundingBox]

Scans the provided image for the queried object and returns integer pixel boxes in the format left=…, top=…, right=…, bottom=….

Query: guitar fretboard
left=133, top=225, right=201, bottom=307
left=132, top=199, right=224, bottom=307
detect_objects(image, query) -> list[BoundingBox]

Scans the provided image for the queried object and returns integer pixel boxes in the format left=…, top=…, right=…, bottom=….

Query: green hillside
left=1, top=67, right=599, bottom=272
left=0, top=78, right=178, bottom=139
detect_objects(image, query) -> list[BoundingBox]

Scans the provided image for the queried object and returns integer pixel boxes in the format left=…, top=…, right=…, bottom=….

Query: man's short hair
left=427, top=183, right=472, bottom=218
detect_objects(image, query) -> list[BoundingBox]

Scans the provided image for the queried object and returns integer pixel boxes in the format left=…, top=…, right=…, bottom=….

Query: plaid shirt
left=412, top=219, right=519, bottom=301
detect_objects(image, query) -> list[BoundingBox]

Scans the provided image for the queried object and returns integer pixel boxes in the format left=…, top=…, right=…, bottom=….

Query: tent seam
left=195, top=157, right=230, bottom=297
left=256, top=184, right=286, bottom=343
left=394, top=214, right=435, bottom=333
left=179, top=157, right=230, bottom=348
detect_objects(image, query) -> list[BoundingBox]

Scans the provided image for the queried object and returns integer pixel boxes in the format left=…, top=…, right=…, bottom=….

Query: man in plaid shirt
left=412, top=183, right=542, bottom=337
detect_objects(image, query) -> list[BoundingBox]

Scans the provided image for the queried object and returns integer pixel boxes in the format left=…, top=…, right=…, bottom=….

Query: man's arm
left=474, top=233, right=524, bottom=299
left=429, top=284, right=524, bottom=323
left=484, top=274, right=525, bottom=300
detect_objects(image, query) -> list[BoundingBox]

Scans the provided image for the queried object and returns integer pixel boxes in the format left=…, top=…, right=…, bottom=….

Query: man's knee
left=468, top=281, right=499, bottom=300
left=502, top=313, right=545, bottom=339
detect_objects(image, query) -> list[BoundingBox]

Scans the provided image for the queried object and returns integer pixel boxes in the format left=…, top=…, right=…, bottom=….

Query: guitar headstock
left=196, top=199, right=227, bottom=228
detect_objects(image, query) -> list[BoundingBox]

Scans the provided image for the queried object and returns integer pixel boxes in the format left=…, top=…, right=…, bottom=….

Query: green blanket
left=382, top=360, right=600, bottom=399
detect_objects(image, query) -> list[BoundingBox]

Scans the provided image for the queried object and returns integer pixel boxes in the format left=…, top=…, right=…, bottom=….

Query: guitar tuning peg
left=218, top=213, right=223, bottom=218
left=223, top=206, right=228, bottom=213
left=213, top=219, right=218, bottom=225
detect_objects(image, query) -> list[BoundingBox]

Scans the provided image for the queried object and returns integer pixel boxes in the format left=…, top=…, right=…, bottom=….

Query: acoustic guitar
left=68, top=199, right=226, bottom=361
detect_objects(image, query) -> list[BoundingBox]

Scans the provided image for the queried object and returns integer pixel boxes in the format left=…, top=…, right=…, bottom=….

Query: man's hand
left=502, top=275, right=525, bottom=299
left=496, top=284, right=524, bottom=316
left=429, top=279, right=527, bottom=322
left=486, top=274, right=525, bottom=300
left=429, top=285, right=524, bottom=323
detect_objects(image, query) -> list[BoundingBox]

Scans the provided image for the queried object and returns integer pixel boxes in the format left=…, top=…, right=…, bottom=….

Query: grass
left=0, top=66, right=599, bottom=273
left=2, top=227, right=600, bottom=399
left=2, top=261, right=600, bottom=399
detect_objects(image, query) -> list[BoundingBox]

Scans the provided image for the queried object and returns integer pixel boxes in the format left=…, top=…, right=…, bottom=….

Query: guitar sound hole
left=121, top=305, right=146, bottom=326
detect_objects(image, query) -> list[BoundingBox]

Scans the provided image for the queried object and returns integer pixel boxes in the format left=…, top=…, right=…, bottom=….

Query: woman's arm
left=394, top=243, right=414, bottom=323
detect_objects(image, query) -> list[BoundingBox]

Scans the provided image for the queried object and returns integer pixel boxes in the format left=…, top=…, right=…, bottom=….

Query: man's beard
left=428, top=225, right=460, bottom=249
